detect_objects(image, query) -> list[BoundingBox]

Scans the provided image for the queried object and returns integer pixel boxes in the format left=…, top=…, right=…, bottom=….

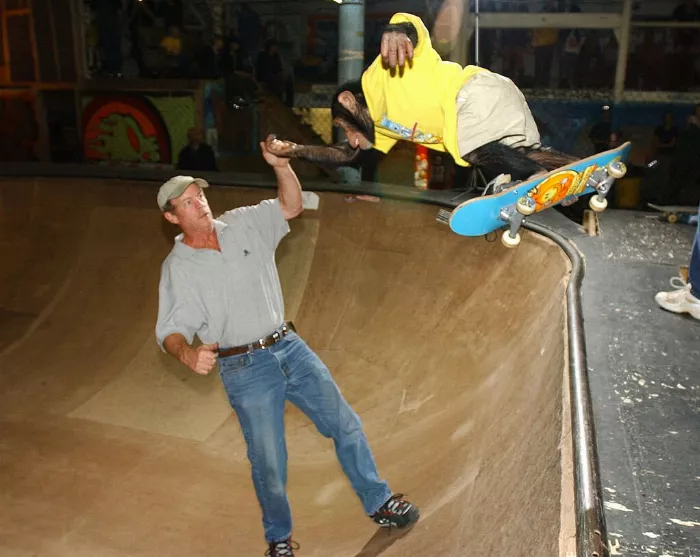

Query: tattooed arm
left=264, top=135, right=360, bottom=167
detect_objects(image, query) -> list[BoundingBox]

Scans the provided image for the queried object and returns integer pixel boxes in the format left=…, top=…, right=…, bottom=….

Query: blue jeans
left=217, top=331, right=392, bottom=543
left=690, top=203, right=700, bottom=298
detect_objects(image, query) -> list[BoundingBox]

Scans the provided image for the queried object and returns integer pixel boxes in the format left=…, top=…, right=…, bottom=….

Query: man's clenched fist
left=181, top=343, right=219, bottom=375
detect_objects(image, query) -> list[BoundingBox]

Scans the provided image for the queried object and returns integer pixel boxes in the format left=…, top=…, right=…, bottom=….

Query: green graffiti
left=90, top=113, right=160, bottom=162
left=149, top=96, right=195, bottom=161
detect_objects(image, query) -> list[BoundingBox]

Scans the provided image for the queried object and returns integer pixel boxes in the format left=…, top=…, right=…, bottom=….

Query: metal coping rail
left=0, top=166, right=608, bottom=557
left=525, top=221, right=608, bottom=557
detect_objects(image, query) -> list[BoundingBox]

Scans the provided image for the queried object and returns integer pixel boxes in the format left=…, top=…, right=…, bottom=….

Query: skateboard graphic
left=441, top=142, right=632, bottom=247
left=648, top=203, right=699, bottom=225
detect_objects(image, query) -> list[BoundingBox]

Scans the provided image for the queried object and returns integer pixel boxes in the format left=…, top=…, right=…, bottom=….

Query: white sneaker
left=655, top=283, right=700, bottom=320
left=484, top=173, right=512, bottom=195
left=669, top=275, right=687, bottom=289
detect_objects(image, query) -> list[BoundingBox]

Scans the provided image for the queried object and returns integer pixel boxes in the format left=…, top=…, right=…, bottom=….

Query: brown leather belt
left=217, top=322, right=296, bottom=358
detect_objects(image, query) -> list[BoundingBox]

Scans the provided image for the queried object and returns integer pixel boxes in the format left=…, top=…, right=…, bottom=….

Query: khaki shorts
left=456, top=71, right=541, bottom=158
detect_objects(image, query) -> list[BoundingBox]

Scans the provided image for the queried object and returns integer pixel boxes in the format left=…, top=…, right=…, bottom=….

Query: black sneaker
left=265, top=538, right=299, bottom=556
left=371, top=493, right=420, bottom=529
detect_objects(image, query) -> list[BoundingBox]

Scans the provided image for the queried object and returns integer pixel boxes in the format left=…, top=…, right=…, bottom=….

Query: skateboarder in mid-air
left=264, top=12, right=578, bottom=185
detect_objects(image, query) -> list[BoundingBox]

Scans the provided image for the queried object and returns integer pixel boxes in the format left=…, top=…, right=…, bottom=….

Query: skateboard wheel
left=607, top=161, right=627, bottom=179
left=589, top=195, right=608, bottom=212
left=516, top=196, right=536, bottom=216
left=668, top=213, right=678, bottom=224
left=501, top=230, right=521, bottom=248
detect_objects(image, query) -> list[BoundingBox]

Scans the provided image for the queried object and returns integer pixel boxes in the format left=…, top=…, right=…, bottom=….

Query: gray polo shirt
left=155, top=198, right=290, bottom=350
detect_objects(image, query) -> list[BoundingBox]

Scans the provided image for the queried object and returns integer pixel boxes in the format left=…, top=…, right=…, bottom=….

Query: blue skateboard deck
left=449, top=142, right=632, bottom=238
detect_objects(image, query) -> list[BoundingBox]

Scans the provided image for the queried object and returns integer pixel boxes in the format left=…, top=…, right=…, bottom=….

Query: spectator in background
left=160, top=25, right=185, bottom=74
left=560, top=1, right=584, bottom=88
left=643, top=111, right=679, bottom=205
left=161, top=25, right=182, bottom=57
left=95, top=0, right=123, bottom=75
left=221, top=34, right=257, bottom=111
left=604, top=31, right=619, bottom=76
left=532, top=0, right=559, bottom=88
left=578, top=29, right=603, bottom=88
left=653, top=111, right=679, bottom=158
left=501, top=1, right=529, bottom=85
left=198, top=35, right=224, bottom=78
left=672, top=0, right=700, bottom=91
left=256, top=39, right=285, bottom=100
left=238, top=3, right=262, bottom=60
left=636, top=30, right=666, bottom=90
left=221, top=34, right=251, bottom=74
left=667, top=104, right=700, bottom=204
left=177, top=128, right=217, bottom=172
left=644, top=105, right=700, bottom=205
left=589, top=107, right=612, bottom=153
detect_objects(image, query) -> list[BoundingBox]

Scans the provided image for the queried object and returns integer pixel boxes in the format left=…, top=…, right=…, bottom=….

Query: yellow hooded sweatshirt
left=361, top=13, right=485, bottom=167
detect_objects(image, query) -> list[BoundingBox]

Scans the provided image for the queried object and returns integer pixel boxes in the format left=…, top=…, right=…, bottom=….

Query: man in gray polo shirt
left=155, top=138, right=419, bottom=557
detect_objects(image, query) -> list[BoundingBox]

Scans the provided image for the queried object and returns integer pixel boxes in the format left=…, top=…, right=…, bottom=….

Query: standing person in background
left=655, top=203, right=700, bottom=321
left=532, top=0, right=559, bottom=88
left=176, top=128, right=218, bottom=172
left=256, top=39, right=286, bottom=100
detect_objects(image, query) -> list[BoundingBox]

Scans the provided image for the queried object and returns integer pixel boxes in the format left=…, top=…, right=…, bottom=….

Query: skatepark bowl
left=0, top=176, right=594, bottom=557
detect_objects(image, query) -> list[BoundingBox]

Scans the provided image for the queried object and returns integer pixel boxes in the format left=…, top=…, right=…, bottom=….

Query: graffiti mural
left=82, top=94, right=195, bottom=165
left=528, top=165, right=598, bottom=211
left=0, top=91, right=39, bottom=162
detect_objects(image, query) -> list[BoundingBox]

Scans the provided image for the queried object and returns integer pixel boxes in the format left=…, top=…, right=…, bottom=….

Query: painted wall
left=81, top=93, right=196, bottom=165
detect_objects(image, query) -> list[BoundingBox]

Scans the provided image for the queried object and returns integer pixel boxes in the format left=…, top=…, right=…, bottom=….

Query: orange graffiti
left=528, top=164, right=598, bottom=210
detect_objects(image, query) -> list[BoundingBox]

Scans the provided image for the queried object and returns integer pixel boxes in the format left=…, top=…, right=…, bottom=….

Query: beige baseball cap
left=157, top=176, right=209, bottom=211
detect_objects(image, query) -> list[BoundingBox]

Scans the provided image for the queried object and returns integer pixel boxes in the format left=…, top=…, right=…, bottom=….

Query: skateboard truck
left=436, top=208, right=451, bottom=225
left=499, top=196, right=536, bottom=248
left=589, top=160, right=627, bottom=212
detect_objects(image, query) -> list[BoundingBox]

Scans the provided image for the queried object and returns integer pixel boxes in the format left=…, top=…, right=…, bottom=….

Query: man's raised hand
left=264, top=134, right=298, bottom=159
left=381, top=31, right=414, bottom=69
left=182, top=343, right=219, bottom=375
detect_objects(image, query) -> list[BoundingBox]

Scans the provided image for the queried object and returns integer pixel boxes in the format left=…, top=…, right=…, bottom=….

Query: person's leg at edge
left=218, top=351, right=294, bottom=545
left=655, top=202, right=700, bottom=319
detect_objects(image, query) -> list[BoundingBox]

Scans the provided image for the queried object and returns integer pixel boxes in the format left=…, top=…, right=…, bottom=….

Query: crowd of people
left=471, top=0, right=699, bottom=91
left=84, top=1, right=293, bottom=103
